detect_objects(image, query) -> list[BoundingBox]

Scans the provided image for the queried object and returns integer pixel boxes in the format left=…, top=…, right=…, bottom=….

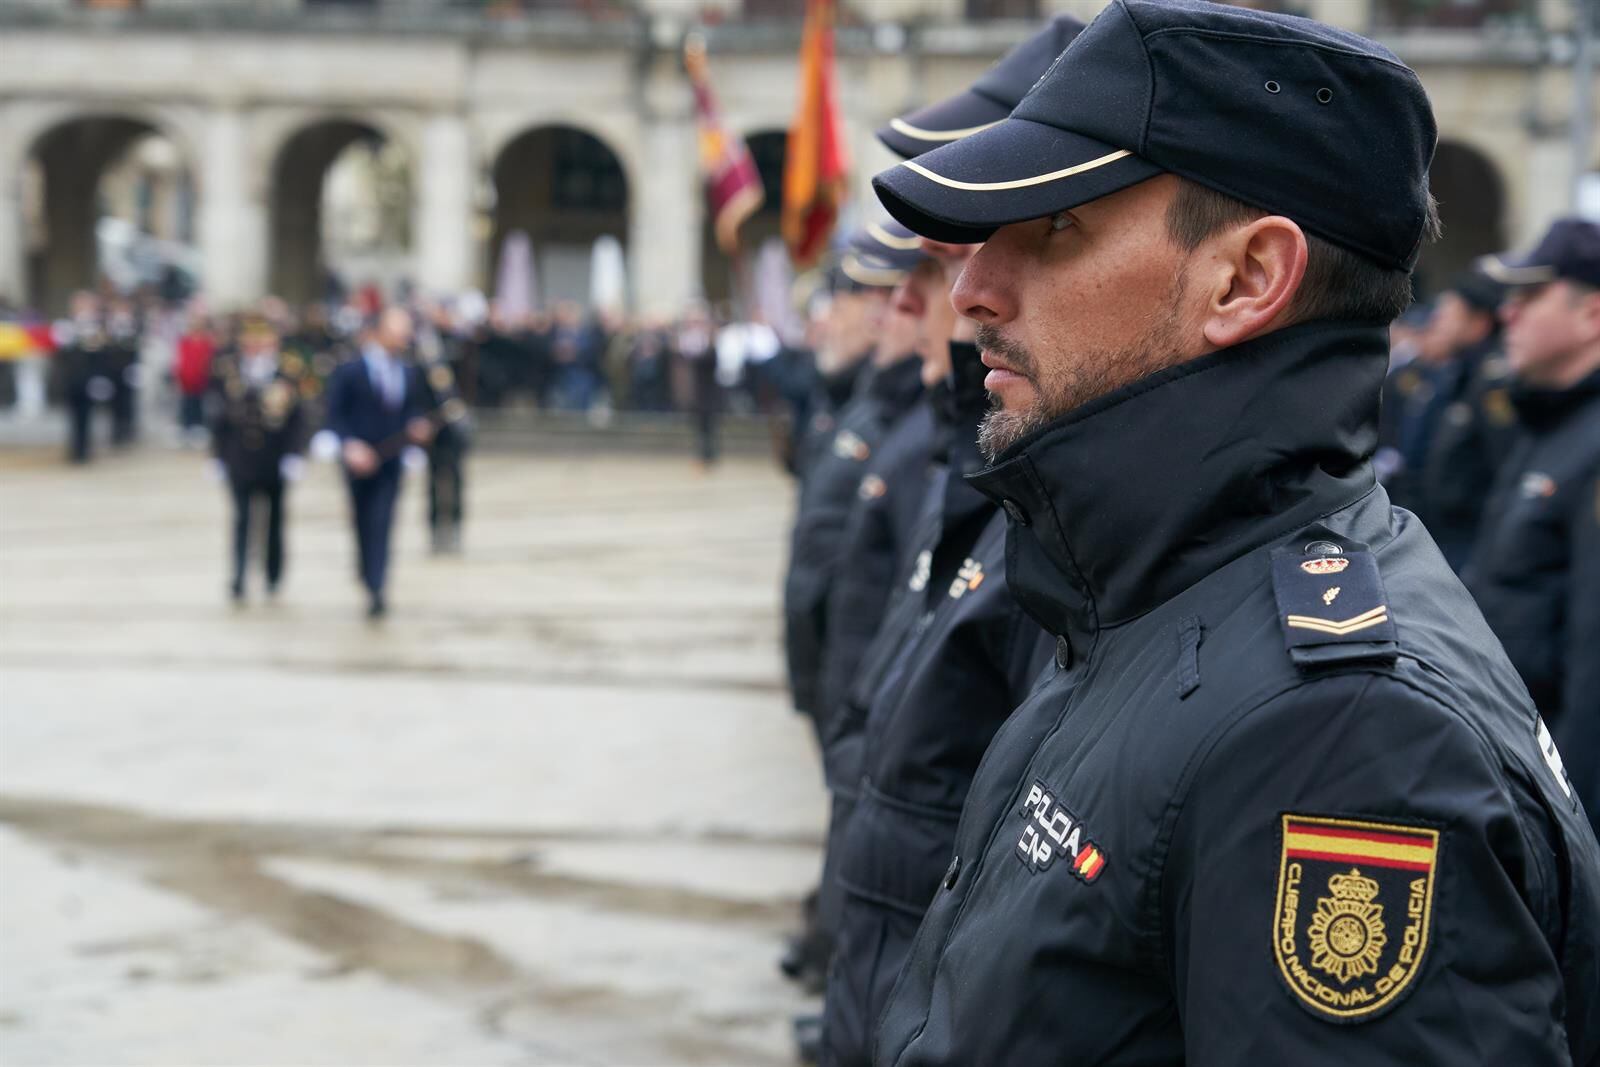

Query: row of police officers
left=776, top=4, right=1600, bottom=1065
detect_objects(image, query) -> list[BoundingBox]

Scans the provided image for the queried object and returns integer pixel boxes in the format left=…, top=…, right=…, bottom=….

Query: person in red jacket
left=174, top=312, right=216, bottom=445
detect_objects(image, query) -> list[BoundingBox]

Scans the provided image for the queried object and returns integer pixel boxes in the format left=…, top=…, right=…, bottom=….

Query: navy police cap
left=1481, top=217, right=1600, bottom=290
left=849, top=218, right=928, bottom=271
left=877, top=14, right=1087, bottom=160
left=873, top=0, right=1438, bottom=271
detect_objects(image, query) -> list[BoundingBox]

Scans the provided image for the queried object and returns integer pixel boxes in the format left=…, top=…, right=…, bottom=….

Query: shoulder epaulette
left=1271, top=532, right=1397, bottom=669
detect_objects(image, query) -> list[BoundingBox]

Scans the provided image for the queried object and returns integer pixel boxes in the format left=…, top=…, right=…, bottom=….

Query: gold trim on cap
left=888, top=116, right=1004, bottom=142
left=1478, top=255, right=1557, bottom=286
left=866, top=222, right=923, bottom=251
left=840, top=253, right=907, bottom=288
left=901, top=148, right=1133, bottom=192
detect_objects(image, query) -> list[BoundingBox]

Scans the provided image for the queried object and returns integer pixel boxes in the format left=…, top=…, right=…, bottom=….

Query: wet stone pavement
left=0, top=446, right=826, bottom=1066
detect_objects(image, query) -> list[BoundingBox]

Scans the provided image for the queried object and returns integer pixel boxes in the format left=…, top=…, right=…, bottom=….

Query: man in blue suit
left=324, top=306, right=433, bottom=618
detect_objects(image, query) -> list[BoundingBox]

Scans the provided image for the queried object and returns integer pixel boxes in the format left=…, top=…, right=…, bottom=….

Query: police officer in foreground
left=864, top=1, right=1600, bottom=1062
left=1469, top=218, right=1600, bottom=836
left=208, top=315, right=307, bottom=602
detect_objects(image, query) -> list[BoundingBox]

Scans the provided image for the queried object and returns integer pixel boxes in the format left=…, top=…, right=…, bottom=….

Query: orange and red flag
left=782, top=0, right=850, bottom=268
left=686, top=35, right=765, bottom=256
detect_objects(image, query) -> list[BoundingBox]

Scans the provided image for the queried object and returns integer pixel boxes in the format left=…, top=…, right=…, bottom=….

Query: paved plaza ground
left=0, top=444, right=826, bottom=1066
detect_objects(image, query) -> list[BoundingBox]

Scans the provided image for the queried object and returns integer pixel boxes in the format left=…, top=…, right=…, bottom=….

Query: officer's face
left=953, top=175, right=1199, bottom=457
left=1501, top=280, right=1600, bottom=387
left=893, top=259, right=958, bottom=387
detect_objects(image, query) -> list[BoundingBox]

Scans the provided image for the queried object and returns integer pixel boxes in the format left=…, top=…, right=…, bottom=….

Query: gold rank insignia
left=858, top=473, right=888, bottom=501
left=1272, top=537, right=1397, bottom=666
left=1274, top=815, right=1439, bottom=1022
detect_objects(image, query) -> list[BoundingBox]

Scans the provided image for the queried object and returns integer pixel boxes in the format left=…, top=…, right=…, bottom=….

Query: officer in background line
left=1469, top=217, right=1600, bottom=836
left=866, top=1, right=1599, bottom=1061
left=51, top=291, right=113, bottom=465
left=208, top=315, right=307, bottom=602
left=1400, top=269, right=1514, bottom=572
left=417, top=350, right=470, bottom=555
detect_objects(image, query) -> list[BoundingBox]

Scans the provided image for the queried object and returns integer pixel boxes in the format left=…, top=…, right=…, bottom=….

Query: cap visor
left=872, top=117, right=1162, bottom=244
left=1477, top=253, right=1557, bottom=287
left=875, top=90, right=1011, bottom=160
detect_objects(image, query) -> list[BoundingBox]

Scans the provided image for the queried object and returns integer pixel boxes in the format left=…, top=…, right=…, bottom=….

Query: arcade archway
left=488, top=124, right=630, bottom=311
left=23, top=115, right=194, bottom=314
left=1421, top=140, right=1507, bottom=297
left=269, top=119, right=413, bottom=305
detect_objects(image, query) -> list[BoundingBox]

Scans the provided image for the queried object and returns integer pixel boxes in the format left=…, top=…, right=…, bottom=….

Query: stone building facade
left=0, top=0, right=1593, bottom=314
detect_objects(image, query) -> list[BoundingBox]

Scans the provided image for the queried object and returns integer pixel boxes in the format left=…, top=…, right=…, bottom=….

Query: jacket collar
left=1511, top=368, right=1600, bottom=431
left=967, top=319, right=1389, bottom=650
left=867, top=353, right=926, bottom=422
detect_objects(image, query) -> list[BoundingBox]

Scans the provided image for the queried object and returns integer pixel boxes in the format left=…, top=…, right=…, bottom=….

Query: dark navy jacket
left=1467, top=371, right=1600, bottom=832
left=822, top=343, right=1052, bottom=1067
left=784, top=356, right=925, bottom=716
left=874, top=322, right=1600, bottom=1067
left=323, top=354, right=427, bottom=472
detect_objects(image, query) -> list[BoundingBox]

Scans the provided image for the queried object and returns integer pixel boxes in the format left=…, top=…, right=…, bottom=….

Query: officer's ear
left=1197, top=215, right=1308, bottom=350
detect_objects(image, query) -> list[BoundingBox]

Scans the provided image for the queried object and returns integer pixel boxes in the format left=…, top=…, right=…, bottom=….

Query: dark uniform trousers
left=1466, top=370, right=1600, bottom=834
left=231, top=479, right=287, bottom=588
left=324, top=357, right=424, bottom=599
left=874, top=322, right=1600, bottom=1067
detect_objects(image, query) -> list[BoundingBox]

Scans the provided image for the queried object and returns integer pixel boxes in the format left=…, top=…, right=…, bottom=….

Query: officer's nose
left=951, top=231, right=1019, bottom=327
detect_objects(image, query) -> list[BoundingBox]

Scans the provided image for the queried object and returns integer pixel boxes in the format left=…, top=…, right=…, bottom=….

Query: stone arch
left=16, top=108, right=198, bottom=313
left=1421, top=139, right=1507, bottom=297
left=700, top=128, right=788, bottom=310
left=266, top=113, right=417, bottom=306
left=487, top=123, right=632, bottom=310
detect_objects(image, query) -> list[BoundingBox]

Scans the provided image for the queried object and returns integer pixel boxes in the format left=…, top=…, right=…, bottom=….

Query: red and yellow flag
left=686, top=35, right=765, bottom=256
left=782, top=0, right=850, bottom=268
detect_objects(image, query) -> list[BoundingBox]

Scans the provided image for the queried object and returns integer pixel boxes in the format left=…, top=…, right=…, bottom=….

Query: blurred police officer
left=1469, top=218, right=1600, bottom=835
left=209, top=315, right=306, bottom=601
left=1383, top=269, right=1513, bottom=570
left=324, top=306, right=433, bottom=619
left=816, top=22, right=1085, bottom=1064
left=52, top=291, right=113, bottom=465
left=105, top=296, right=142, bottom=448
left=778, top=261, right=903, bottom=993
left=865, top=1, right=1600, bottom=1061
left=417, top=350, right=470, bottom=555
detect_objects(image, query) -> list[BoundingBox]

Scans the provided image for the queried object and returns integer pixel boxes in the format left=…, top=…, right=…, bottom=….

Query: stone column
left=0, top=168, right=23, bottom=309
left=629, top=115, right=701, bottom=315
left=415, top=111, right=474, bottom=297
left=198, top=105, right=267, bottom=309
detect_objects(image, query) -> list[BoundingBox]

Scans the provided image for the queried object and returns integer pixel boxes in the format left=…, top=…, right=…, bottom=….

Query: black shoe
left=229, top=580, right=245, bottom=604
left=366, top=595, right=387, bottom=620
left=792, top=1014, right=822, bottom=1065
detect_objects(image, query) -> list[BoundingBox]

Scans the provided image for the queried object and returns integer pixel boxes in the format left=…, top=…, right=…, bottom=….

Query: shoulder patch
left=1272, top=538, right=1396, bottom=668
left=1274, top=814, right=1439, bottom=1023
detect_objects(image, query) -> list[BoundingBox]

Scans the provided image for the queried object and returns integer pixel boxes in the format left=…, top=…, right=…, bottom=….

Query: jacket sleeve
left=1166, top=672, right=1580, bottom=1067
left=207, top=368, right=230, bottom=461
left=1560, top=470, right=1600, bottom=822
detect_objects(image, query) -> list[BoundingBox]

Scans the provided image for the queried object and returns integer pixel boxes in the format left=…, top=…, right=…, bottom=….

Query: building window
left=965, top=0, right=1040, bottom=19
left=1372, top=0, right=1534, bottom=30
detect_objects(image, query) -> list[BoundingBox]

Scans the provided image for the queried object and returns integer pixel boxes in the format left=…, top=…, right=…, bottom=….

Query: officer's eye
left=1049, top=212, right=1074, bottom=234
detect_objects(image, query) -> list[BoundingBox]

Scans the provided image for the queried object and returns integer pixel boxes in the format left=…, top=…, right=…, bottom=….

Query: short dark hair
left=1164, top=178, right=1441, bottom=326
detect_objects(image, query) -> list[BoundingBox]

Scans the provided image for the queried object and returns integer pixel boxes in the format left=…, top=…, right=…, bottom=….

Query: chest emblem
left=1519, top=471, right=1557, bottom=499
left=833, top=430, right=870, bottom=462
left=858, top=473, right=888, bottom=501
left=948, top=558, right=985, bottom=599
left=1015, top=781, right=1105, bottom=883
left=1274, top=815, right=1438, bottom=1022
left=1301, top=556, right=1348, bottom=575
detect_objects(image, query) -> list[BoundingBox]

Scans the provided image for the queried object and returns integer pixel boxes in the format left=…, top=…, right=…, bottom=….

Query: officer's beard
left=976, top=271, right=1190, bottom=462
